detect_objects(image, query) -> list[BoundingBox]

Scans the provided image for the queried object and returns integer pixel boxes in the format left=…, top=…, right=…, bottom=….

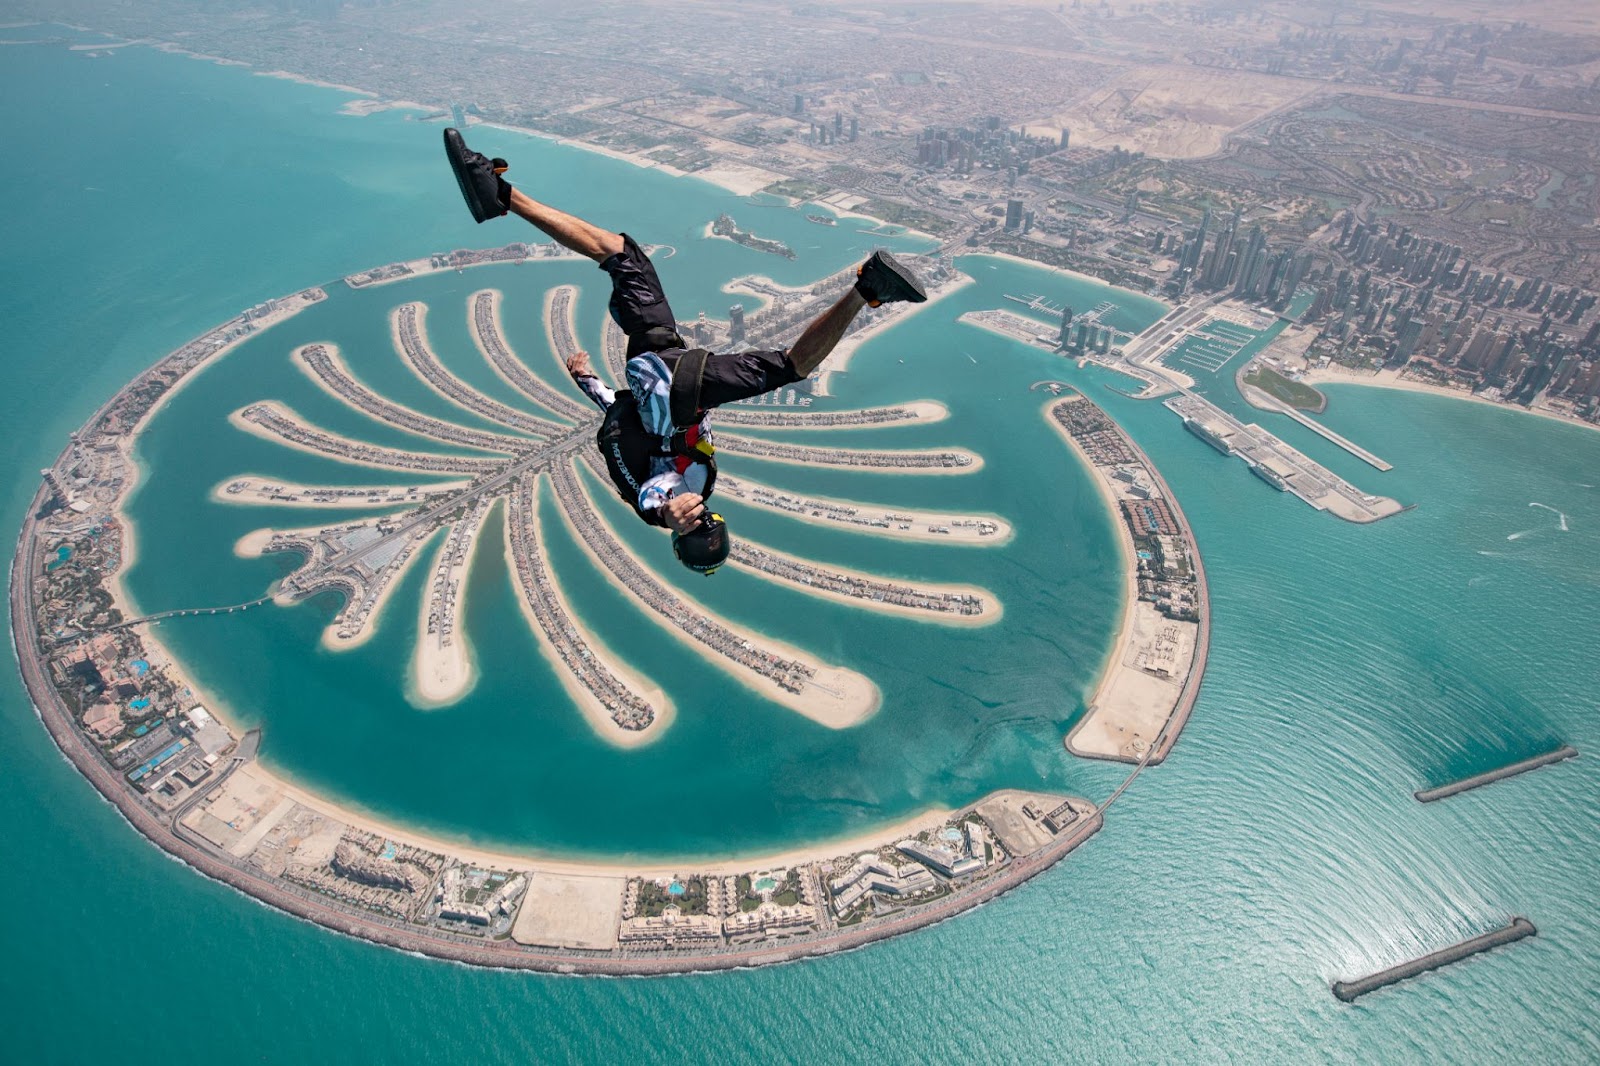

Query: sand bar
left=1046, top=397, right=1205, bottom=764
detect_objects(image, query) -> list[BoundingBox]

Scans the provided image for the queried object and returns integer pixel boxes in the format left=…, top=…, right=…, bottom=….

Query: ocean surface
left=3, top=28, right=1598, bottom=1062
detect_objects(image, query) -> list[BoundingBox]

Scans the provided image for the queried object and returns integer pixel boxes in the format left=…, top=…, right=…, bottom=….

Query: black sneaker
left=855, top=251, right=927, bottom=307
left=443, top=127, right=511, bottom=223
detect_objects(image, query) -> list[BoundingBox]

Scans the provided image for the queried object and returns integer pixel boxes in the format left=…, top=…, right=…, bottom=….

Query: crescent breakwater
left=10, top=248, right=1218, bottom=973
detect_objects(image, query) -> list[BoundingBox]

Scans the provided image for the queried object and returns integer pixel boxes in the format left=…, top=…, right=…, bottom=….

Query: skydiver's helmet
left=671, top=512, right=730, bottom=576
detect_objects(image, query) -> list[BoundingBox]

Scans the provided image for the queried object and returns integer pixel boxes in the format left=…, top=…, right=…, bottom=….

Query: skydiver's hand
left=566, top=350, right=595, bottom=378
left=662, top=493, right=705, bottom=534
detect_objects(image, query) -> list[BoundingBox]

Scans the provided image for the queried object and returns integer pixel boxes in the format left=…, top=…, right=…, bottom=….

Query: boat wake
left=1528, top=501, right=1570, bottom=531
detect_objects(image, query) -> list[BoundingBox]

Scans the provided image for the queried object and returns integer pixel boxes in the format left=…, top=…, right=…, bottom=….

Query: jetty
left=1333, top=918, right=1537, bottom=1002
left=1415, top=746, right=1579, bottom=803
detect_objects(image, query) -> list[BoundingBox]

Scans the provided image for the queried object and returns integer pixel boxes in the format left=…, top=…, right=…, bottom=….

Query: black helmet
left=671, top=512, right=730, bottom=575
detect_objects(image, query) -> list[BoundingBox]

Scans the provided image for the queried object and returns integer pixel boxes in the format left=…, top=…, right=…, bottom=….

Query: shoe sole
left=871, top=252, right=928, bottom=303
left=443, top=127, right=499, bottom=224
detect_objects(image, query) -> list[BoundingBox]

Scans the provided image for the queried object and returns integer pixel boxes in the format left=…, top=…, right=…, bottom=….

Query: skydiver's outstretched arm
left=508, top=189, right=624, bottom=263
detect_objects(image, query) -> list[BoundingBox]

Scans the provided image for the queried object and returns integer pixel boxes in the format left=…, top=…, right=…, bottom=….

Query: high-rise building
left=729, top=304, right=745, bottom=346
left=792, top=92, right=804, bottom=114
left=1004, top=199, right=1024, bottom=231
left=849, top=117, right=859, bottom=141
left=1059, top=128, right=1070, bottom=150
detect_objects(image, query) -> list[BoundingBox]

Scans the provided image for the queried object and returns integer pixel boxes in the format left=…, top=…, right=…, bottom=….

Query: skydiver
left=443, top=128, right=928, bottom=576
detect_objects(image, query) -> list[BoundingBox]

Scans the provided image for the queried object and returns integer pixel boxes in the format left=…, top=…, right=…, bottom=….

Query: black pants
left=599, top=234, right=803, bottom=406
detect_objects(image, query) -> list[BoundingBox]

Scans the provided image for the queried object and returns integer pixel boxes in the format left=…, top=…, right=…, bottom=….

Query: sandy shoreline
left=232, top=519, right=437, bottom=652
left=291, top=341, right=521, bottom=454
left=409, top=501, right=493, bottom=707
left=1043, top=401, right=1139, bottom=728
left=103, top=292, right=326, bottom=732
left=733, top=535, right=1002, bottom=627
left=209, top=475, right=468, bottom=509
left=504, top=477, right=673, bottom=749
left=716, top=432, right=985, bottom=475
left=966, top=250, right=1173, bottom=312
left=227, top=403, right=484, bottom=475
left=564, top=460, right=880, bottom=729
left=1303, top=366, right=1600, bottom=437
left=230, top=760, right=955, bottom=877
left=717, top=473, right=1013, bottom=546
left=718, top=399, right=950, bottom=431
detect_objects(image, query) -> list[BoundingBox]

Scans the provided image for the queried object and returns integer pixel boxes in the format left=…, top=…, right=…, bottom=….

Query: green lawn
left=760, top=178, right=831, bottom=201
left=1245, top=364, right=1326, bottom=412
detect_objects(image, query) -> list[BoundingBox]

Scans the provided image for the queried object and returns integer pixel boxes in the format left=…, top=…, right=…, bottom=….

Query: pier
left=1415, top=746, right=1579, bottom=803
left=1333, top=918, right=1537, bottom=1002
left=1236, top=372, right=1393, bottom=471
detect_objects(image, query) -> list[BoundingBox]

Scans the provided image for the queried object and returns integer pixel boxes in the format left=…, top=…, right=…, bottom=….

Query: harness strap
left=669, top=348, right=711, bottom=429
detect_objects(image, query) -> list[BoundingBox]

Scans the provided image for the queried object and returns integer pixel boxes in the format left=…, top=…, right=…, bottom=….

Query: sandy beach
left=319, top=527, right=435, bottom=652
left=563, top=460, right=880, bottom=729
left=99, top=290, right=328, bottom=736
left=227, top=403, right=486, bottom=475
left=717, top=473, right=1013, bottom=546
left=254, top=67, right=377, bottom=98
left=538, top=285, right=579, bottom=377
left=409, top=501, right=493, bottom=707
left=232, top=520, right=437, bottom=651
left=291, top=341, right=523, bottom=454
left=716, top=432, right=984, bottom=475
left=1302, top=365, right=1600, bottom=436
left=718, top=400, right=950, bottom=431
left=732, top=535, right=1002, bottom=626
left=226, top=759, right=955, bottom=877
left=1042, top=400, right=1139, bottom=733
left=209, top=475, right=468, bottom=509
left=503, top=477, right=674, bottom=749
left=969, top=249, right=1172, bottom=310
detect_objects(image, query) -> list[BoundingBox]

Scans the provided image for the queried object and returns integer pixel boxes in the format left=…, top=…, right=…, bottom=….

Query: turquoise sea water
left=4, top=30, right=1599, bottom=1062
